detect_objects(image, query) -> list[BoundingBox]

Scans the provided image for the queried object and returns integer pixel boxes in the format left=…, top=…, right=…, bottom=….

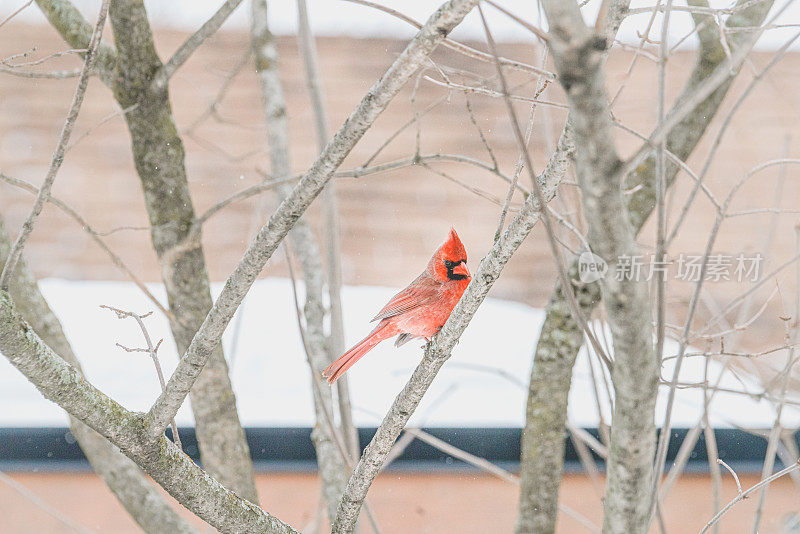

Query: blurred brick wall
left=1, top=472, right=797, bottom=533
left=2, top=24, right=800, bottom=346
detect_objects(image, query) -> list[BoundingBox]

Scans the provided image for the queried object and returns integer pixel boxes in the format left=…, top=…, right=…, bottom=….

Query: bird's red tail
left=323, top=322, right=398, bottom=384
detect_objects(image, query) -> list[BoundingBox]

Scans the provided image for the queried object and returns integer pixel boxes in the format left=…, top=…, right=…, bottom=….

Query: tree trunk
left=108, top=0, right=258, bottom=502
left=516, top=1, right=774, bottom=532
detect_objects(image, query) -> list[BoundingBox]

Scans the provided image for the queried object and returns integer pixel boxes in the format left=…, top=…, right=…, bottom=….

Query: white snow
left=2, top=1, right=799, bottom=51
left=1, top=277, right=797, bottom=429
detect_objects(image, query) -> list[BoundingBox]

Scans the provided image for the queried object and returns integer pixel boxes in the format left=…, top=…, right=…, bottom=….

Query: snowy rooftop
left=2, top=1, right=800, bottom=51
left=1, top=278, right=796, bottom=430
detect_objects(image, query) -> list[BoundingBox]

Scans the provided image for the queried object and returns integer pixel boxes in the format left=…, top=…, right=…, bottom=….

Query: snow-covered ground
left=1, top=278, right=797, bottom=429
left=3, top=0, right=799, bottom=51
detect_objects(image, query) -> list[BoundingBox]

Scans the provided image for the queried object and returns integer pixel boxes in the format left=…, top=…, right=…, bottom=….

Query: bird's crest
left=440, top=227, right=467, bottom=262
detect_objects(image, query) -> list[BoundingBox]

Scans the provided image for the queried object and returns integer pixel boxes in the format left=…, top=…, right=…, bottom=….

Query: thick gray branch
left=34, top=0, right=118, bottom=86
left=0, top=216, right=196, bottom=534
left=147, top=0, right=481, bottom=437
left=34, top=0, right=257, bottom=502
left=0, top=299, right=298, bottom=533
left=108, top=0, right=258, bottom=502
left=297, top=0, right=360, bottom=458
left=516, top=263, right=601, bottom=534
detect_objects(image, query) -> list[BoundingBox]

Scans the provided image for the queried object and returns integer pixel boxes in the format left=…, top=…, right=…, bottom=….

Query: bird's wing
left=371, top=276, right=439, bottom=322
left=394, top=333, right=416, bottom=347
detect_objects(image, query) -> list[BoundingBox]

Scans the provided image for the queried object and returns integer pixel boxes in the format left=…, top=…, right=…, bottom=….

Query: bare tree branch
left=250, top=0, right=352, bottom=521
left=105, top=0, right=259, bottom=501
left=0, top=470, right=93, bottom=534
left=0, top=0, right=109, bottom=289
left=66, top=103, right=138, bottom=152
left=184, top=48, right=251, bottom=134
left=34, top=0, right=118, bottom=86
left=284, top=247, right=383, bottom=533
left=0, top=216, right=196, bottom=534
left=484, top=0, right=549, bottom=42
left=479, top=3, right=612, bottom=371
left=616, top=0, right=792, bottom=184
left=2, top=47, right=87, bottom=67
left=0, top=0, right=33, bottom=30
left=700, top=459, right=800, bottom=533
left=193, top=152, right=523, bottom=226
left=332, top=57, right=576, bottom=533
left=152, top=0, right=245, bottom=90
left=0, top=64, right=82, bottom=78
left=0, top=171, right=173, bottom=320
left=101, top=305, right=182, bottom=451
left=342, top=0, right=554, bottom=79
left=0, top=293, right=298, bottom=533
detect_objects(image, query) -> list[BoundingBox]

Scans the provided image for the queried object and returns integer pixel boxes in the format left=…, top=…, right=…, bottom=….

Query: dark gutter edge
left=0, top=427, right=794, bottom=474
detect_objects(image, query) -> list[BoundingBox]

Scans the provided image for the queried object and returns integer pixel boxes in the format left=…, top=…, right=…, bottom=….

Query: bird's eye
left=444, top=260, right=456, bottom=269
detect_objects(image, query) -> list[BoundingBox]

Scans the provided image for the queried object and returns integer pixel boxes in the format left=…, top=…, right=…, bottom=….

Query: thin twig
left=619, top=6, right=796, bottom=186
left=648, top=3, right=674, bottom=525
left=65, top=104, right=138, bottom=152
left=0, top=65, right=81, bottom=78
left=196, top=149, right=527, bottom=230
left=0, top=172, right=173, bottom=321
left=0, top=0, right=110, bottom=289
left=496, top=41, right=552, bottom=242
left=477, top=3, right=611, bottom=368
left=342, top=0, right=555, bottom=78
left=2, top=48, right=86, bottom=67
left=100, top=305, right=182, bottom=450
left=752, top=238, right=800, bottom=532
left=0, top=470, right=93, bottom=534
left=484, top=0, right=549, bottom=42
left=717, top=458, right=742, bottom=493
left=653, top=158, right=800, bottom=512
left=423, top=75, right=567, bottom=109
left=284, top=247, right=382, bottom=533
left=184, top=48, right=251, bottom=135
left=700, top=459, right=800, bottom=533
left=152, top=0, right=245, bottom=90
left=667, top=28, right=800, bottom=245
left=610, top=0, right=663, bottom=107
left=406, top=428, right=600, bottom=533
left=361, top=96, right=446, bottom=167
left=0, top=1, right=33, bottom=30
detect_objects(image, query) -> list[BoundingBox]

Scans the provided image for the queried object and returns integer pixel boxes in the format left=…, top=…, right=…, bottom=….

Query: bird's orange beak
left=453, top=262, right=470, bottom=277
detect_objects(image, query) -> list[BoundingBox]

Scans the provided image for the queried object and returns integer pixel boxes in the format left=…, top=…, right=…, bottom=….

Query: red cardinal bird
left=323, top=228, right=471, bottom=384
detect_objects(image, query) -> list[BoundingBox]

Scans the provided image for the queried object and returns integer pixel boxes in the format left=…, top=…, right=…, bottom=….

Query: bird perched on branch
left=323, top=228, right=471, bottom=384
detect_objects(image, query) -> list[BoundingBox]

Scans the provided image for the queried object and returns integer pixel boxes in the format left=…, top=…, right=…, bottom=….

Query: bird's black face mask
left=444, top=259, right=469, bottom=281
